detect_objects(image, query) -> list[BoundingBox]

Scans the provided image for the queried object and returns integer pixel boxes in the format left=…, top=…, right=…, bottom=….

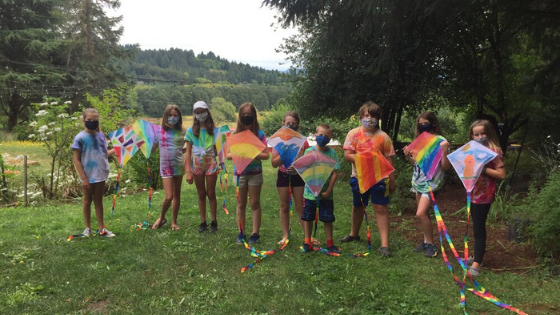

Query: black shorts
left=276, top=170, right=305, bottom=188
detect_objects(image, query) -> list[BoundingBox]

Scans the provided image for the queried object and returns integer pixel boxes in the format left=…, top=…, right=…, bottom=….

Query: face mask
left=474, top=137, right=487, bottom=144
left=419, top=123, right=432, bottom=133
left=195, top=112, right=208, bottom=122
left=361, top=118, right=377, bottom=129
left=85, top=121, right=99, bottom=131
left=315, top=135, right=331, bottom=147
left=286, top=123, right=298, bottom=131
left=241, top=115, right=254, bottom=126
left=168, top=116, right=179, bottom=125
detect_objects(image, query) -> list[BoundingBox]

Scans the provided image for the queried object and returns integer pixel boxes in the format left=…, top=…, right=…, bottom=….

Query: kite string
left=110, top=167, right=121, bottom=217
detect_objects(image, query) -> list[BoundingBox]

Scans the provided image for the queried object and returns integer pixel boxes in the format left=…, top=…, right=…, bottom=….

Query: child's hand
left=440, top=140, right=450, bottom=152
left=403, top=145, right=411, bottom=156
left=82, top=180, right=90, bottom=190
left=287, top=165, right=297, bottom=175
left=321, top=189, right=332, bottom=199
left=185, top=172, right=193, bottom=184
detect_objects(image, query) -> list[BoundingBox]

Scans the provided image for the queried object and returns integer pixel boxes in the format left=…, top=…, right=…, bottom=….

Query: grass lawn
left=1, top=162, right=559, bottom=315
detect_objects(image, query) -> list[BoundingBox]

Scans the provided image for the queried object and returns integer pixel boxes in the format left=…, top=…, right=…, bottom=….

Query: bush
left=521, top=171, right=560, bottom=269
left=388, top=154, right=415, bottom=215
left=126, top=149, right=163, bottom=191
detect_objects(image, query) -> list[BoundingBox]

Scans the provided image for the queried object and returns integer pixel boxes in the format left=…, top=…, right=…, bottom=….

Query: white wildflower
left=64, top=101, right=71, bottom=104
left=38, top=125, right=48, bottom=133
left=50, top=101, right=58, bottom=105
left=39, top=102, right=48, bottom=106
left=547, top=135, right=551, bottom=139
left=35, top=110, right=48, bottom=116
left=54, top=127, right=61, bottom=132
left=58, top=113, right=69, bottom=118
left=28, top=134, right=35, bottom=139
left=71, top=117, right=77, bottom=120
left=125, top=179, right=131, bottom=183
left=46, top=132, right=53, bottom=135
left=48, top=122, right=56, bottom=126
left=29, top=121, right=37, bottom=127
left=40, top=137, right=47, bottom=141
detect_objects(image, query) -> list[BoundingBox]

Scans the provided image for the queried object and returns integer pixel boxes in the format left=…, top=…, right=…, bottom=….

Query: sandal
left=152, top=218, right=167, bottom=229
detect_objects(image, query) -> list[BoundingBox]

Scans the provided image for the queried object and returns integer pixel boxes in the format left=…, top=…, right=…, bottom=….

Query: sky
left=111, top=0, right=298, bottom=71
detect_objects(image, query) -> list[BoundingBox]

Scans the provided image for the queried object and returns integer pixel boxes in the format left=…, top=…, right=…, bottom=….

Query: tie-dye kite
left=214, top=125, right=232, bottom=201
left=292, top=150, right=337, bottom=198
left=108, top=126, right=142, bottom=216
left=132, top=119, right=159, bottom=219
left=354, top=151, right=394, bottom=194
left=268, top=127, right=307, bottom=170
left=226, top=130, right=266, bottom=176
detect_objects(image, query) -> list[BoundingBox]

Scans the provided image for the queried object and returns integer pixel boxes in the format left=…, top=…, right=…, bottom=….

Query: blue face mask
left=168, top=116, right=179, bottom=125
left=315, top=135, right=331, bottom=147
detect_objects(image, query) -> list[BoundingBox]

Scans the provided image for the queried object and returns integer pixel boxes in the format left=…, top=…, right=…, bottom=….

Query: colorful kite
left=268, top=127, right=307, bottom=169
left=411, top=134, right=525, bottom=314
left=354, top=151, right=394, bottom=194
left=108, top=126, right=142, bottom=216
left=292, top=150, right=337, bottom=198
left=408, top=131, right=444, bottom=179
left=132, top=119, right=159, bottom=219
left=226, top=130, right=266, bottom=176
left=214, top=125, right=232, bottom=214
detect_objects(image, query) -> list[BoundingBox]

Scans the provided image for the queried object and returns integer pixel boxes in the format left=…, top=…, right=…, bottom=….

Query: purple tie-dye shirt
left=155, top=125, right=185, bottom=177
left=71, top=131, right=110, bottom=183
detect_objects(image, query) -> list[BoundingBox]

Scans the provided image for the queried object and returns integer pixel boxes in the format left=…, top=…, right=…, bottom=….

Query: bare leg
left=152, top=177, right=174, bottom=229
left=415, top=193, right=434, bottom=244
left=248, top=184, right=262, bottom=235
left=350, top=205, right=365, bottom=237
left=171, top=176, right=182, bottom=230
left=82, top=184, right=94, bottom=229
left=91, top=182, right=106, bottom=231
left=236, top=186, right=249, bottom=234
left=206, top=174, right=218, bottom=221
left=194, top=175, right=208, bottom=222
left=277, top=186, right=290, bottom=244
left=373, top=204, right=390, bottom=247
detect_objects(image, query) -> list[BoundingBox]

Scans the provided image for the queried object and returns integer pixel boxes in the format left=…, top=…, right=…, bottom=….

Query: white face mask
left=195, top=112, right=208, bottom=122
left=168, top=117, right=179, bottom=125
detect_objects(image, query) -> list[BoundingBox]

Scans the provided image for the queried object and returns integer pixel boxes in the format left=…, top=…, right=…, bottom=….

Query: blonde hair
left=469, top=119, right=500, bottom=150
left=316, top=124, right=333, bottom=135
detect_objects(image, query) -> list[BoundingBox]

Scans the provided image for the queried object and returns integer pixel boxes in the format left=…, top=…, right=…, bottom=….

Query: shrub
left=388, top=154, right=415, bottom=215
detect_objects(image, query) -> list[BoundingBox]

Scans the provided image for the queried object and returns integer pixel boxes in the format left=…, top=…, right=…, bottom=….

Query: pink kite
left=226, top=130, right=266, bottom=175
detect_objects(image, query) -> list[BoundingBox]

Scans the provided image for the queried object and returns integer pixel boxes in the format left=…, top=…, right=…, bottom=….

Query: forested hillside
left=121, top=47, right=293, bottom=115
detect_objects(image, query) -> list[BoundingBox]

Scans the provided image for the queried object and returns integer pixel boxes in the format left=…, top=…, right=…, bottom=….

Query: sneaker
left=210, top=221, right=218, bottom=233
left=236, top=232, right=245, bottom=244
left=340, top=234, right=361, bottom=243
left=302, top=243, right=312, bottom=252
left=413, top=241, right=427, bottom=253
left=327, top=245, right=341, bottom=254
left=468, top=266, right=481, bottom=277
left=100, top=228, right=116, bottom=238
left=424, top=243, right=438, bottom=258
left=248, top=233, right=260, bottom=244
left=197, top=221, right=208, bottom=233
left=82, top=227, right=91, bottom=237
left=378, top=246, right=393, bottom=257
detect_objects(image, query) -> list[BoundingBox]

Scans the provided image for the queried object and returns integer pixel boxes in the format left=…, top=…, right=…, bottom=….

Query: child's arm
left=485, top=165, right=506, bottom=180
left=402, top=145, right=416, bottom=165
left=271, top=152, right=283, bottom=168
left=440, top=140, right=451, bottom=170
left=386, top=156, right=397, bottom=193
left=321, top=170, right=338, bottom=199
left=343, top=149, right=356, bottom=163
left=257, top=147, right=269, bottom=160
left=72, top=149, right=89, bottom=189
left=107, top=149, right=115, bottom=157
left=184, top=142, right=193, bottom=184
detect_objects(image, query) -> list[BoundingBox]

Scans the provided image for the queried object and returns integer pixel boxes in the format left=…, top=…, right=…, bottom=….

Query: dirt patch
left=393, top=181, right=538, bottom=274
left=85, top=298, right=110, bottom=314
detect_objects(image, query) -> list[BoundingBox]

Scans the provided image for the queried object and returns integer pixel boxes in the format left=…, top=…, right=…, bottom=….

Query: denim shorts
left=276, top=170, right=305, bottom=188
left=301, top=199, right=335, bottom=223
left=350, top=177, right=389, bottom=207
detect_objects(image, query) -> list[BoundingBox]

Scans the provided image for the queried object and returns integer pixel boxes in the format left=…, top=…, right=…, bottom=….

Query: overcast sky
left=111, top=0, right=298, bottom=71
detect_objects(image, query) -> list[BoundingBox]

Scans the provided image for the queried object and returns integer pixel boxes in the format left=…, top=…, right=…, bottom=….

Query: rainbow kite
left=268, top=127, right=307, bottom=169
left=408, top=131, right=444, bottom=179
left=409, top=133, right=525, bottom=314
left=214, top=125, right=232, bottom=214
left=108, top=126, right=143, bottom=216
left=132, top=119, right=158, bottom=219
left=226, top=130, right=266, bottom=176
left=292, top=150, right=337, bottom=198
left=354, top=151, right=394, bottom=194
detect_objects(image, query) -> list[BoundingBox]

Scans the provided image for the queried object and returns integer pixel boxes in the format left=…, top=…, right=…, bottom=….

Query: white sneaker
left=82, top=227, right=91, bottom=237
left=100, top=228, right=116, bottom=237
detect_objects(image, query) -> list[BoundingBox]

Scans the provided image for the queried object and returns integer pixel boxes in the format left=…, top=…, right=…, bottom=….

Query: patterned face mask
left=361, top=118, right=377, bottom=129
left=168, top=116, right=179, bottom=125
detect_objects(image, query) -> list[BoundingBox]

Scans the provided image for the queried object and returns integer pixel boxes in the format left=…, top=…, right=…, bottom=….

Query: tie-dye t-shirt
left=155, top=125, right=185, bottom=177
left=343, top=127, right=395, bottom=178
left=411, top=135, right=447, bottom=193
left=71, top=131, right=110, bottom=183
left=302, top=146, right=341, bottom=201
left=472, top=148, right=504, bottom=204
left=184, top=127, right=216, bottom=157
left=233, top=129, right=267, bottom=176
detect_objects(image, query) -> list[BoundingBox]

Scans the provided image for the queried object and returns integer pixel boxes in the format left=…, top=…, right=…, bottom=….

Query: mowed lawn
left=1, top=161, right=559, bottom=315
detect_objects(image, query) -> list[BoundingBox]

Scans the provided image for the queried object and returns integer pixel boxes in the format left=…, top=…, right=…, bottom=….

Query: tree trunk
left=7, top=92, right=23, bottom=132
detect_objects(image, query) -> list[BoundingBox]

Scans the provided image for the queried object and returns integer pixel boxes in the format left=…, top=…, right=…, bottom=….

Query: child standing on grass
left=340, top=101, right=396, bottom=257
left=271, top=111, right=310, bottom=245
left=184, top=101, right=219, bottom=233
left=72, top=108, right=115, bottom=237
left=228, top=102, right=269, bottom=244
left=467, top=119, right=506, bottom=277
left=403, top=111, right=451, bottom=258
left=300, top=124, right=340, bottom=253
left=152, top=104, right=186, bottom=231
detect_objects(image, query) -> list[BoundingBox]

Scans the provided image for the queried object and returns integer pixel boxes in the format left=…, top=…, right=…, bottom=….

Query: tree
left=209, top=97, right=236, bottom=124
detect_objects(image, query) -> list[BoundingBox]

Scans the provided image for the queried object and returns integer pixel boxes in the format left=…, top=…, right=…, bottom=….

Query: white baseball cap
left=193, top=101, right=208, bottom=110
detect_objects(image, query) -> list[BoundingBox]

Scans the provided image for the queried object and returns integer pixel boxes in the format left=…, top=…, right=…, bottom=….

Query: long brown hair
left=235, top=102, right=260, bottom=135
left=162, top=104, right=183, bottom=131
left=192, top=108, right=215, bottom=137
left=414, top=111, right=443, bottom=138
left=469, top=119, right=501, bottom=150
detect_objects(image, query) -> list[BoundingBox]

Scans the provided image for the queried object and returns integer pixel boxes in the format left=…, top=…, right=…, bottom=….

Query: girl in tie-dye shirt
left=152, top=104, right=185, bottom=231
left=72, top=108, right=115, bottom=237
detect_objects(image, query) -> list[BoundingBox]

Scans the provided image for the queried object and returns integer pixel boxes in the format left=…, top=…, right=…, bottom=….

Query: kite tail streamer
left=111, top=167, right=121, bottom=217
left=463, top=192, right=472, bottom=283
left=146, top=160, right=152, bottom=220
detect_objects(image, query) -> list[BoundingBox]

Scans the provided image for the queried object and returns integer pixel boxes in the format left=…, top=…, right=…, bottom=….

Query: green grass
left=1, top=163, right=559, bottom=315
